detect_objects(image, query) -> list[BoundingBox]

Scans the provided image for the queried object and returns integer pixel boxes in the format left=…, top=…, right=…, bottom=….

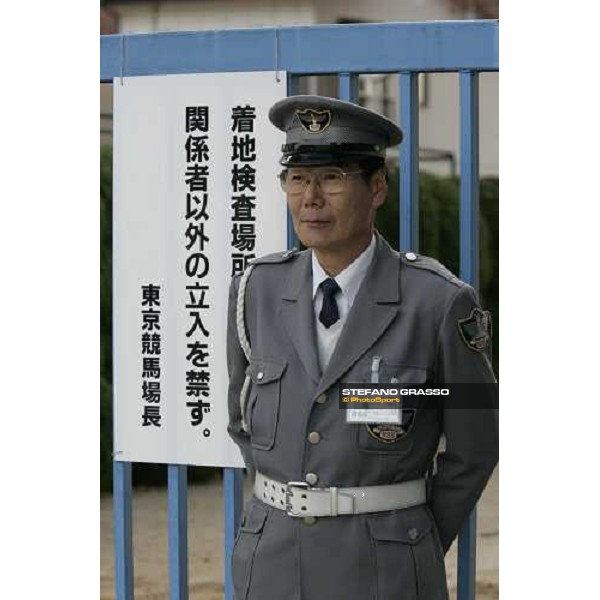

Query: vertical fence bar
left=287, top=74, right=301, bottom=249
left=457, top=69, right=480, bottom=600
left=399, top=72, right=420, bottom=251
left=223, top=468, right=244, bottom=600
left=114, top=460, right=134, bottom=600
left=168, top=465, right=188, bottom=600
left=459, top=70, right=480, bottom=289
left=458, top=514, right=477, bottom=600
left=338, top=72, right=358, bottom=103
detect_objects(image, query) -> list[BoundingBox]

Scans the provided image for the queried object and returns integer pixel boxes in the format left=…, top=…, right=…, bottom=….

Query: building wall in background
left=317, top=0, right=449, bottom=23
left=115, top=0, right=316, bottom=32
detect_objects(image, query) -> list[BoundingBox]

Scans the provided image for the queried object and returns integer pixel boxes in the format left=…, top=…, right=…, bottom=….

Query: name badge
left=345, top=356, right=403, bottom=424
left=346, top=408, right=402, bottom=424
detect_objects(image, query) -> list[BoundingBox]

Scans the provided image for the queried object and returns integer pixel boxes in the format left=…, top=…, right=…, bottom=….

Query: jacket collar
left=279, top=231, right=401, bottom=390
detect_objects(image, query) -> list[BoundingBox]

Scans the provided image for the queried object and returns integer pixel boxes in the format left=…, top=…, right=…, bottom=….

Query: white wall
left=117, top=0, right=316, bottom=32
left=478, top=71, right=499, bottom=177
left=316, top=0, right=449, bottom=24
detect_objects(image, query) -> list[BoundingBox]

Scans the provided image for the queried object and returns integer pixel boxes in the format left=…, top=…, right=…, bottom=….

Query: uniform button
left=405, top=252, right=417, bottom=262
left=257, top=371, right=264, bottom=380
left=303, top=516, right=317, bottom=526
left=316, top=393, right=327, bottom=404
left=408, top=527, right=419, bottom=540
left=305, top=472, right=318, bottom=486
left=307, top=431, right=321, bottom=444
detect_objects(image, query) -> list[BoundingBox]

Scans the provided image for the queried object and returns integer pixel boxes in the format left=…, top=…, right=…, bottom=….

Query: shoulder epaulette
left=248, top=247, right=300, bottom=266
left=399, top=251, right=464, bottom=287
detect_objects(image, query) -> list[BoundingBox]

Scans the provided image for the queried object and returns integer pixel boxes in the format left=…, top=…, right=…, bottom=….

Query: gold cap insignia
left=295, top=108, right=332, bottom=134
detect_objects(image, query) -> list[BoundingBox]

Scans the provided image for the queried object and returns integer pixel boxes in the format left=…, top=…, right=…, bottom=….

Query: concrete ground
left=101, top=467, right=498, bottom=600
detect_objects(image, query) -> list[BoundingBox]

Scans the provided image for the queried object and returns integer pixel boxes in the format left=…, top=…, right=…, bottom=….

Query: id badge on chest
left=346, top=407, right=402, bottom=424
left=345, top=356, right=403, bottom=425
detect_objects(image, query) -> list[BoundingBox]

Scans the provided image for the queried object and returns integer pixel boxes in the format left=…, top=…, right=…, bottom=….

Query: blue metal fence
left=101, top=19, right=498, bottom=600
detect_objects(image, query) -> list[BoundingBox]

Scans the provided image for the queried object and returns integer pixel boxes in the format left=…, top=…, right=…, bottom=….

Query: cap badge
left=295, top=108, right=332, bottom=134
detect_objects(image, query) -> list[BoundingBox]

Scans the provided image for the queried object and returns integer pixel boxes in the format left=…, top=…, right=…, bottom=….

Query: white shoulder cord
left=236, top=265, right=255, bottom=432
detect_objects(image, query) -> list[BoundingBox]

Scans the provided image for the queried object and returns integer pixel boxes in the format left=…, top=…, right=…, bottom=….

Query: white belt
left=254, top=472, right=426, bottom=517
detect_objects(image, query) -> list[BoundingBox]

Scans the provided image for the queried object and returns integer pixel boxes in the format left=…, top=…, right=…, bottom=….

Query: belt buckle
left=336, top=489, right=357, bottom=515
left=285, top=481, right=310, bottom=516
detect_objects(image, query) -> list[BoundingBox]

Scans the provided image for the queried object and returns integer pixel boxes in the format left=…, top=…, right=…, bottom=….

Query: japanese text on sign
left=184, top=106, right=212, bottom=438
left=141, top=284, right=162, bottom=427
left=230, top=105, right=257, bottom=276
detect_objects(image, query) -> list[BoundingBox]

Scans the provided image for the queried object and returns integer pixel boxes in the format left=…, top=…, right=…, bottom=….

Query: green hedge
left=100, top=146, right=113, bottom=493
left=101, top=148, right=498, bottom=491
left=376, top=169, right=498, bottom=374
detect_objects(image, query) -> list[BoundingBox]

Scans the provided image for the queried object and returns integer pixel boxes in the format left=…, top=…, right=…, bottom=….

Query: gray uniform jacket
left=227, top=233, right=498, bottom=600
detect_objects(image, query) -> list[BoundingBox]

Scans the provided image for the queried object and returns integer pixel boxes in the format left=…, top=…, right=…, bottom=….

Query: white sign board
left=113, top=72, right=287, bottom=467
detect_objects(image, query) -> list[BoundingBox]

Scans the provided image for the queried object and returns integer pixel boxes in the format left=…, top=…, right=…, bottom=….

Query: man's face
left=283, top=163, right=387, bottom=253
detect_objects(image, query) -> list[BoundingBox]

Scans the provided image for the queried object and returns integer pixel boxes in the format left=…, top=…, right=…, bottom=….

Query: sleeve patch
left=457, top=308, right=492, bottom=352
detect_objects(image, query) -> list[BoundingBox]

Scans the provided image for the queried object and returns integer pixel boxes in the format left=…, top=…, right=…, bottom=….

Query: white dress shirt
left=312, top=234, right=376, bottom=372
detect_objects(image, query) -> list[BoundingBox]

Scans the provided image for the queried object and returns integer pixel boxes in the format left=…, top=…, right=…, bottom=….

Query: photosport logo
left=338, top=383, right=498, bottom=410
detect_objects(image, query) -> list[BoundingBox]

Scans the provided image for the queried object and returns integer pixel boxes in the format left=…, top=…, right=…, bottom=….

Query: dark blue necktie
left=319, top=278, right=341, bottom=328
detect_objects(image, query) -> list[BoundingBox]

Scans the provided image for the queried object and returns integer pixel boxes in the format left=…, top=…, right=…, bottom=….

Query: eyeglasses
left=278, top=167, right=365, bottom=195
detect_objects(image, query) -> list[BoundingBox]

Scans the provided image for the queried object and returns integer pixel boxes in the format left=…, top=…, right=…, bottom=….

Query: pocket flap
left=395, top=367, right=427, bottom=385
left=361, top=361, right=428, bottom=385
left=248, top=357, right=287, bottom=384
left=367, top=507, right=432, bottom=544
left=239, top=502, right=269, bottom=534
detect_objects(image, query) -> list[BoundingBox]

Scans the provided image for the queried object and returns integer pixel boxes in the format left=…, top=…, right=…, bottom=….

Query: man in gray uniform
left=227, top=95, right=498, bottom=600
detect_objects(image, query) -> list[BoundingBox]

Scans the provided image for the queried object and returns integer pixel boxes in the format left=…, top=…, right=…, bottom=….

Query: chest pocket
left=248, top=357, right=287, bottom=451
left=356, top=364, right=428, bottom=455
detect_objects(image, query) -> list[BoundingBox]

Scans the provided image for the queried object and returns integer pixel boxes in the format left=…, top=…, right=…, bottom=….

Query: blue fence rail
left=101, top=19, right=498, bottom=600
